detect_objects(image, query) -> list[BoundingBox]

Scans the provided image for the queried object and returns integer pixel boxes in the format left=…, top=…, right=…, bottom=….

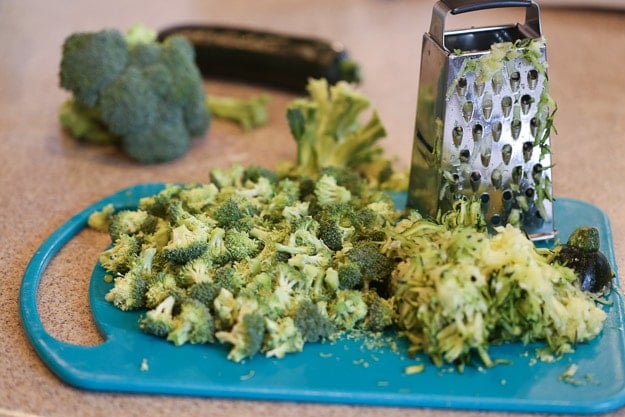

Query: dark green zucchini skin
left=554, top=226, right=614, bottom=295
left=158, top=24, right=361, bottom=92
left=556, top=245, right=613, bottom=295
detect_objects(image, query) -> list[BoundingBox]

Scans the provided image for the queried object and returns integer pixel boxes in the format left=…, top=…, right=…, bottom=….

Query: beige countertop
left=2, top=1, right=624, bottom=416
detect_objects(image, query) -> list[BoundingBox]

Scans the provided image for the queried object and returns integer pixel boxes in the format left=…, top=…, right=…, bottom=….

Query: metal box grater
left=407, top=0, right=556, bottom=240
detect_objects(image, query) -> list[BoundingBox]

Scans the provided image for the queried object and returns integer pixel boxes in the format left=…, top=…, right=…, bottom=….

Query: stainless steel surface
left=408, top=0, right=556, bottom=239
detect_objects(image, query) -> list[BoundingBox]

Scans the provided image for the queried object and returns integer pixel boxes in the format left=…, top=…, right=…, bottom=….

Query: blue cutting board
left=19, top=183, right=625, bottom=413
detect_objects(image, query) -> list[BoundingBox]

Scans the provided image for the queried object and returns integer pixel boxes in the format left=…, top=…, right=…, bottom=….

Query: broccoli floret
left=161, top=223, right=209, bottom=264
left=59, top=29, right=128, bottom=107
left=144, top=271, right=183, bottom=308
left=293, top=298, right=336, bottom=342
left=139, top=295, right=176, bottom=337
left=104, top=247, right=156, bottom=310
left=317, top=166, right=366, bottom=196
left=314, top=203, right=359, bottom=251
left=362, top=291, right=396, bottom=332
left=314, top=174, right=352, bottom=208
left=286, top=79, right=385, bottom=176
left=213, top=265, right=245, bottom=295
left=317, top=218, right=345, bottom=251
left=177, top=253, right=213, bottom=286
left=285, top=78, right=408, bottom=191
left=87, top=203, right=116, bottom=233
left=213, top=288, right=238, bottom=330
left=108, top=209, right=155, bottom=241
left=205, top=227, right=230, bottom=265
left=99, top=234, right=140, bottom=274
left=178, top=183, right=219, bottom=214
left=209, top=164, right=246, bottom=190
left=243, top=165, right=280, bottom=185
left=139, top=184, right=182, bottom=217
left=188, top=280, right=221, bottom=307
left=59, top=24, right=210, bottom=163
left=239, top=273, right=274, bottom=301
left=167, top=298, right=215, bottom=345
left=99, top=66, right=159, bottom=137
left=224, top=229, right=261, bottom=262
left=337, top=262, right=362, bottom=290
left=263, top=317, right=305, bottom=359
left=206, top=94, right=270, bottom=132
left=215, top=300, right=266, bottom=362
left=344, top=243, right=395, bottom=292
left=328, top=289, right=368, bottom=331
left=213, top=195, right=256, bottom=231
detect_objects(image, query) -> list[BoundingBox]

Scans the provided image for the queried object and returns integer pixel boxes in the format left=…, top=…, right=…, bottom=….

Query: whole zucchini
left=158, top=24, right=361, bottom=92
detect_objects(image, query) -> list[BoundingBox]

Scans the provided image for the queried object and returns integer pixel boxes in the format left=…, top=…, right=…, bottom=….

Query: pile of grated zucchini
left=385, top=211, right=607, bottom=370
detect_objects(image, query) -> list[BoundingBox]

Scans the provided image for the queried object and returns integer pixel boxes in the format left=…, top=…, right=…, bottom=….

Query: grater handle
left=443, top=0, right=532, bottom=14
left=430, top=0, right=541, bottom=50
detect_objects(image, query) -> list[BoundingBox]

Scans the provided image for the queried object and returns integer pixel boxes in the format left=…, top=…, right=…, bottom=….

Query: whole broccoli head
left=59, top=24, right=210, bottom=163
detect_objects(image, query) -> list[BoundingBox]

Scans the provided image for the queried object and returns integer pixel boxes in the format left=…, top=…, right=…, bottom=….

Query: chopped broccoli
left=188, top=280, right=221, bottom=307
left=213, top=288, right=238, bottom=330
left=215, top=300, right=266, bottom=362
left=243, top=165, right=280, bottom=185
left=224, top=228, right=261, bottom=262
left=167, top=298, right=215, bottom=345
left=338, top=242, right=395, bottom=295
left=328, top=289, right=368, bottom=331
left=284, top=78, right=407, bottom=191
left=263, top=317, right=305, bottom=359
left=139, top=295, right=176, bottom=337
left=213, top=265, right=245, bottom=295
left=292, top=298, right=336, bottom=342
left=108, top=209, right=156, bottom=241
left=178, top=183, right=219, bottom=214
left=161, top=223, right=209, bottom=264
left=206, top=94, right=270, bottom=131
left=317, top=217, right=347, bottom=251
left=104, top=247, right=156, bottom=310
left=87, top=203, right=116, bottom=232
left=337, top=262, right=362, bottom=290
left=213, top=194, right=256, bottom=231
left=362, top=291, right=396, bottom=332
left=177, top=253, right=213, bottom=286
left=98, top=234, right=140, bottom=274
left=314, top=174, right=352, bottom=208
left=59, top=23, right=210, bottom=163
left=144, top=271, right=183, bottom=308
left=209, top=164, right=246, bottom=190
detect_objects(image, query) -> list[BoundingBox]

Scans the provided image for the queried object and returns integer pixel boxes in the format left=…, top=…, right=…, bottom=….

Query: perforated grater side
left=407, top=0, right=556, bottom=240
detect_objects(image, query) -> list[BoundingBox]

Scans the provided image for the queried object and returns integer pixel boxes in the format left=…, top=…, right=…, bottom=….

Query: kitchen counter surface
left=2, top=1, right=624, bottom=416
